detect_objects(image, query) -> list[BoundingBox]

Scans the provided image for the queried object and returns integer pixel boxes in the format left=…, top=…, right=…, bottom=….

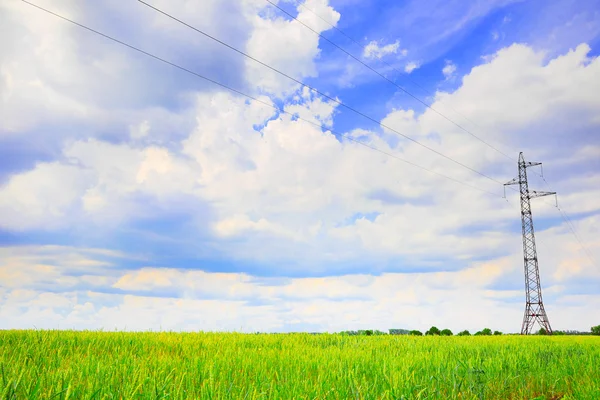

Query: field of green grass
left=1, top=330, right=598, bottom=399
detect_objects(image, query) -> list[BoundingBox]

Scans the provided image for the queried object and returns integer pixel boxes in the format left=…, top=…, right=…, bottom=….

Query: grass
left=1, top=330, right=598, bottom=399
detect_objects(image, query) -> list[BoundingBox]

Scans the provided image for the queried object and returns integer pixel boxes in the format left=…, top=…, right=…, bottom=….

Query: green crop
left=1, top=330, right=598, bottom=399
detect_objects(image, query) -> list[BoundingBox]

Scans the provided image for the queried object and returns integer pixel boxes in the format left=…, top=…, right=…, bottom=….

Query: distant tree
left=440, top=329, right=453, bottom=336
left=493, top=331, right=503, bottom=336
left=364, top=330, right=373, bottom=336
left=553, top=330, right=565, bottom=335
left=457, top=330, right=471, bottom=336
left=389, top=329, right=410, bottom=335
left=481, top=328, right=493, bottom=336
left=409, top=330, right=423, bottom=336
left=537, top=328, right=548, bottom=335
left=425, top=326, right=441, bottom=336
left=592, top=325, right=600, bottom=336
left=474, top=331, right=483, bottom=336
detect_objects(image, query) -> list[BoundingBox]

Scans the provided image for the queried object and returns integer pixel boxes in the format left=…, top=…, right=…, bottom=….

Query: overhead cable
left=21, top=0, right=505, bottom=201
left=138, top=0, right=505, bottom=185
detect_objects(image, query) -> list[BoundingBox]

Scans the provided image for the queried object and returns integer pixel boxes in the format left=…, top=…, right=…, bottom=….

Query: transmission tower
left=505, top=152, right=555, bottom=335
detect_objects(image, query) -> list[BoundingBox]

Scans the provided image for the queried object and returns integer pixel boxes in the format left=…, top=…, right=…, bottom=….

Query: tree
left=591, top=325, right=600, bottom=335
left=409, top=330, right=423, bottom=336
left=493, top=331, right=503, bottom=336
left=425, top=326, right=441, bottom=336
left=440, top=329, right=453, bottom=336
left=481, top=328, right=492, bottom=336
left=537, top=328, right=548, bottom=335
left=457, top=330, right=471, bottom=336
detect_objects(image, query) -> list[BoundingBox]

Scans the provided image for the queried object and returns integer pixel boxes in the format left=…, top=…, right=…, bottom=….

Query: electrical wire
left=137, top=0, right=504, bottom=185
left=505, top=160, right=597, bottom=268
left=20, top=0, right=505, bottom=201
left=264, top=0, right=516, bottom=162
left=295, top=0, right=519, bottom=162
left=23, top=0, right=580, bottom=275
left=537, top=172, right=598, bottom=268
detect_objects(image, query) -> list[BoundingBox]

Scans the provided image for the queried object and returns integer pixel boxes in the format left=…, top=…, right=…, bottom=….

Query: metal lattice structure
left=505, top=153, right=555, bottom=335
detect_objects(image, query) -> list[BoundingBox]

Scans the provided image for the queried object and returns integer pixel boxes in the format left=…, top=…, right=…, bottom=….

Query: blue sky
left=0, top=0, right=599, bottom=333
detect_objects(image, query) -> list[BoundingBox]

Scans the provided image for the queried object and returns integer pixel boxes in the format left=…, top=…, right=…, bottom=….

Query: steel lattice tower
left=505, top=153, right=555, bottom=335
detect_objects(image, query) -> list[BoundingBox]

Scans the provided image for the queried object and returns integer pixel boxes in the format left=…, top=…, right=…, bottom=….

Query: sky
left=0, top=0, right=599, bottom=333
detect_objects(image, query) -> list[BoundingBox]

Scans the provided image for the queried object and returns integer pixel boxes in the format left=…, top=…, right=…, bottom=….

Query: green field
left=1, top=331, right=598, bottom=399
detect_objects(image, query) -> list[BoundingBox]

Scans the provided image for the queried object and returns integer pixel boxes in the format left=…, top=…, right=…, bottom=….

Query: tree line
left=338, top=324, right=600, bottom=336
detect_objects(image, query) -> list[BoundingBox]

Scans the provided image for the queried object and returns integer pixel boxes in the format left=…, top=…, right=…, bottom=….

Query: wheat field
left=1, top=330, right=598, bottom=399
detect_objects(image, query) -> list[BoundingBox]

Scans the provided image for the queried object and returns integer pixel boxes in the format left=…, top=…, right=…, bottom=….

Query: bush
left=457, top=330, right=471, bottom=336
left=440, top=329, right=453, bottom=336
left=592, top=325, right=600, bottom=336
left=409, top=330, right=423, bottom=336
left=493, top=331, right=503, bottom=336
left=425, top=326, right=441, bottom=336
left=553, top=330, right=565, bottom=335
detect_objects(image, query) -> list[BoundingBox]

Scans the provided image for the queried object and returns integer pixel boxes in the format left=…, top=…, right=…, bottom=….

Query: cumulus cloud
left=1, top=43, right=599, bottom=267
left=1, top=242, right=598, bottom=332
left=404, top=61, right=420, bottom=73
left=0, top=0, right=599, bottom=332
left=363, top=40, right=404, bottom=59
left=245, top=0, right=340, bottom=96
left=130, top=120, right=150, bottom=140
left=442, top=60, right=457, bottom=78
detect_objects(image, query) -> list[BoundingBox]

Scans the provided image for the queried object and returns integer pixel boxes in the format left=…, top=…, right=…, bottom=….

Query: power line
left=264, top=0, right=516, bottom=162
left=295, top=0, right=519, bottom=162
left=536, top=172, right=598, bottom=268
left=557, top=206, right=598, bottom=266
left=282, top=0, right=600, bottom=245
left=506, top=158, right=597, bottom=268
left=20, top=0, right=593, bottom=280
left=20, top=0, right=504, bottom=201
left=137, top=0, right=504, bottom=185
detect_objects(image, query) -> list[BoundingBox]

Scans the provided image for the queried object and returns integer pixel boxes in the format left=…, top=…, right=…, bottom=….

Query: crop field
left=1, top=331, right=598, bottom=399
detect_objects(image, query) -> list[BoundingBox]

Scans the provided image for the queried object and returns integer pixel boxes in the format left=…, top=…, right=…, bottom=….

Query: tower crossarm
left=524, top=161, right=542, bottom=168
left=529, top=190, right=556, bottom=199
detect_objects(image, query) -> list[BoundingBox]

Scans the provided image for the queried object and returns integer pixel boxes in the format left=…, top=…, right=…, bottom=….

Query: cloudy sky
left=1, top=0, right=599, bottom=333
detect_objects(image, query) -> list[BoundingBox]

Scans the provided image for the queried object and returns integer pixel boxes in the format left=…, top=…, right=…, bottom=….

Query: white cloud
left=442, top=60, right=457, bottom=78
left=245, top=0, right=340, bottom=96
left=1, top=43, right=599, bottom=268
left=1, top=244, right=599, bottom=332
left=130, top=120, right=150, bottom=140
left=214, top=214, right=303, bottom=241
left=363, top=40, right=403, bottom=59
left=0, top=0, right=599, bottom=332
left=404, top=61, right=420, bottom=73
left=0, top=163, right=92, bottom=230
